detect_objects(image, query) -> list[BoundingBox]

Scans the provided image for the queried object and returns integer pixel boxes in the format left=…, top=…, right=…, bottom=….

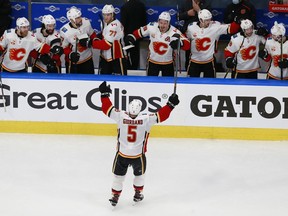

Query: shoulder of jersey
left=232, top=33, right=240, bottom=39
left=6, top=29, right=13, bottom=34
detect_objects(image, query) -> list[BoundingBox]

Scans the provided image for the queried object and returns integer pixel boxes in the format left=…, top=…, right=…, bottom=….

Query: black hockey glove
left=47, top=61, right=58, bottom=73
left=169, top=33, right=183, bottom=49
left=50, top=45, right=64, bottom=56
left=97, top=32, right=103, bottom=40
left=79, top=38, right=92, bottom=48
left=258, top=49, right=268, bottom=60
left=278, top=59, right=288, bottom=69
left=167, top=93, right=179, bottom=109
left=99, top=81, right=112, bottom=97
left=124, top=34, right=136, bottom=46
left=226, top=57, right=236, bottom=69
left=69, top=52, right=80, bottom=63
left=256, top=27, right=269, bottom=37
left=39, top=54, right=52, bottom=65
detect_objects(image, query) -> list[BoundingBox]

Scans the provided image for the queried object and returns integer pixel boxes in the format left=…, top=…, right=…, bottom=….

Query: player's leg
left=132, top=154, right=146, bottom=202
left=112, top=58, right=127, bottom=75
left=109, top=153, right=129, bottom=206
left=203, top=61, right=216, bottom=78
left=187, top=61, right=201, bottom=77
left=161, top=63, right=174, bottom=77
left=76, top=58, right=95, bottom=74
left=147, top=61, right=160, bottom=76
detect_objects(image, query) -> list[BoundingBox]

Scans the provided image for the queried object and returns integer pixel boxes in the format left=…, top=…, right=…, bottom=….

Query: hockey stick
left=224, top=36, right=245, bottom=79
left=72, top=37, right=78, bottom=74
left=280, top=35, right=283, bottom=80
left=174, top=38, right=181, bottom=94
left=0, top=54, right=7, bottom=112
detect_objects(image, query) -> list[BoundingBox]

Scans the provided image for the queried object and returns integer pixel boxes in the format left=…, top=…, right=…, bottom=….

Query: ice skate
left=109, top=193, right=119, bottom=208
left=133, top=190, right=144, bottom=205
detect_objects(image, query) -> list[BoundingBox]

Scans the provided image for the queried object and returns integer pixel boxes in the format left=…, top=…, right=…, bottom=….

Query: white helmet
left=102, top=4, right=115, bottom=14
left=271, top=21, right=286, bottom=36
left=240, top=19, right=253, bottom=30
left=16, top=17, right=30, bottom=28
left=198, top=9, right=212, bottom=21
left=128, top=99, right=142, bottom=116
left=158, top=11, right=171, bottom=22
left=42, top=14, right=56, bottom=25
left=67, top=7, right=82, bottom=22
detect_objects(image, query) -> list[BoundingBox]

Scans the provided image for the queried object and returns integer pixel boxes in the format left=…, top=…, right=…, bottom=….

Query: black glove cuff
left=101, top=92, right=110, bottom=97
left=167, top=101, right=175, bottom=109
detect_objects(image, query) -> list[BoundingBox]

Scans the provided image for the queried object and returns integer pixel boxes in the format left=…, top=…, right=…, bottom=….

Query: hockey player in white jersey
left=60, top=7, right=97, bottom=74
left=0, top=17, right=51, bottom=72
left=79, top=4, right=128, bottom=75
left=32, top=14, right=63, bottom=73
left=124, top=11, right=190, bottom=76
left=186, top=9, right=240, bottom=78
left=98, top=81, right=179, bottom=207
left=224, top=19, right=268, bottom=79
left=258, top=21, right=288, bottom=80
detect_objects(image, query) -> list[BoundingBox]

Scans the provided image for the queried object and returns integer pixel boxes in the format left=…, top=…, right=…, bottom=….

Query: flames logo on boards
left=211, top=10, right=221, bottom=17
left=152, top=41, right=168, bottom=55
left=88, top=7, right=100, bottom=14
left=195, top=38, right=211, bottom=51
left=240, top=46, right=256, bottom=61
left=44, top=5, right=60, bottom=13
left=264, top=12, right=278, bottom=19
left=147, top=8, right=158, bottom=16
left=12, top=4, right=25, bottom=11
left=256, top=22, right=268, bottom=28
left=34, top=16, right=43, bottom=23
left=168, top=9, right=177, bottom=16
left=56, top=16, right=68, bottom=24
left=114, top=7, right=120, bottom=14
left=9, top=48, right=26, bottom=61
left=273, top=54, right=288, bottom=67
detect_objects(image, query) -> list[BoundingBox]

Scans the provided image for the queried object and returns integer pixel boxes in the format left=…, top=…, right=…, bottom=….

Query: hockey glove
left=39, top=54, right=52, bottom=65
left=169, top=33, right=183, bottom=49
left=258, top=49, right=268, bottom=60
left=50, top=45, right=64, bottom=56
left=256, top=27, right=269, bottom=37
left=97, top=32, right=103, bottom=40
left=47, top=61, right=58, bottom=73
left=278, top=59, right=288, bottom=69
left=79, top=38, right=92, bottom=48
left=167, top=93, right=180, bottom=109
left=124, top=34, right=136, bottom=46
left=99, top=81, right=112, bottom=97
left=69, top=52, right=80, bottom=63
left=226, top=57, right=236, bottom=69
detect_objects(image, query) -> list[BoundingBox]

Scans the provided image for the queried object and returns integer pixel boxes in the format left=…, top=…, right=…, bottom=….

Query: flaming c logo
left=240, top=46, right=256, bottom=60
left=152, top=42, right=168, bottom=55
left=273, top=54, right=288, bottom=67
left=9, top=48, right=26, bottom=61
left=195, top=38, right=211, bottom=51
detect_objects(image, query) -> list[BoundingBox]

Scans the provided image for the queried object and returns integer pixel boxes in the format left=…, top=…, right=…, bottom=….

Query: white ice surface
left=0, top=133, right=288, bottom=216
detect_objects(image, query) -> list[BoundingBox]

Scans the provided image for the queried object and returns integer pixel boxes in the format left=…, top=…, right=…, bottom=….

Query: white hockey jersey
left=0, top=29, right=46, bottom=72
left=60, top=18, right=94, bottom=64
left=100, top=19, right=126, bottom=61
left=101, top=97, right=173, bottom=158
left=186, top=21, right=231, bottom=63
left=136, top=22, right=188, bottom=64
left=265, top=37, right=288, bottom=79
left=33, top=28, right=61, bottom=72
left=225, top=31, right=266, bottom=73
